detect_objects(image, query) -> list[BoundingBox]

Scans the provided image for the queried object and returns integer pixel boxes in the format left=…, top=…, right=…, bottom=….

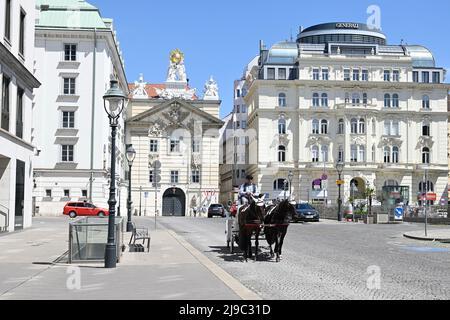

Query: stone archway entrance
left=350, top=177, right=366, bottom=199
left=162, top=188, right=186, bottom=217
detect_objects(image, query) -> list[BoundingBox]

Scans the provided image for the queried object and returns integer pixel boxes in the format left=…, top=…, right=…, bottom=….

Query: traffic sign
left=336, top=180, right=345, bottom=185
left=394, top=207, right=404, bottom=221
left=426, top=193, right=437, bottom=201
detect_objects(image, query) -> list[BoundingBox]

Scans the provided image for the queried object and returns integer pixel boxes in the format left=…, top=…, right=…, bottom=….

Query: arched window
left=422, top=122, right=430, bottom=136
left=321, top=146, right=329, bottom=162
left=363, top=93, right=368, bottom=105
left=321, top=93, right=328, bottom=107
left=422, top=147, right=430, bottom=164
left=351, top=118, right=358, bottom=134
left=359, top=118, right=366, bottom=134
left=352, top=93, right=360, bottom=105
left=278, top=118, right=286, bottom=135
left=278, top=93, right=287, bottom=107
left=384, top=147, right=391, bottom=163
left=273, top=179, right=288, bottom=191
left=338, top=119, right=345, bottom=134
left=312, top=146, right=319, bottom=162
left=392, top=146, right=399, bottom=163
left=312, top=93, right=320, bottom=107
left=384, top=94, right=391, bottom=108
left=392, top=94, right=399, bottom=108
left=359, top=146, right=366, bottom=162
left=321, top=119, right=328, bottom=134
left=419, top=181, right=434, bottom=193
left=278, top=146, right=286, bottom=162
left=312, top=119, right=320, bottom=134
left=422, top=95, right=430, bottom=109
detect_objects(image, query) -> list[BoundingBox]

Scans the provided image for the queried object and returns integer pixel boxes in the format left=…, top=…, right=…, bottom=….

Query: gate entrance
left=162, top=188, right=186, bottom=217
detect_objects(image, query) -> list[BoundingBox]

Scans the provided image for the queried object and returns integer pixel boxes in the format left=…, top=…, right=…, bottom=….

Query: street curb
left=403, top=233, right=450, bottom=242
left=165, top=229, right=262, bottom=301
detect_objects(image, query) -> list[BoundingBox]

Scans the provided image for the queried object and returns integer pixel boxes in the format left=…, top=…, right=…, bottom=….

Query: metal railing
left=0, top=204, right=9, bottom=233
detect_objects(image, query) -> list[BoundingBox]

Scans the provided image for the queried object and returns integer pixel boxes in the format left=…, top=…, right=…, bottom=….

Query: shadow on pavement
left=208, top=246, right=277, bottom=263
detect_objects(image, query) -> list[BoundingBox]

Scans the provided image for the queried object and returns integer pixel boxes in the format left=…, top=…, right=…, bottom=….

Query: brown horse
left=264, top=199, right=296, bottom=262
left=237, top=196, right=266, bottom=262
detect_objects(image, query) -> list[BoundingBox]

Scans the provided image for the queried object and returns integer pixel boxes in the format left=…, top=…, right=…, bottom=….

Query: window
left=278, top=146, right=286, bottom=162
left=311, top=146, right=319, bottom=162
left=384, top=147, right=391, bottom=163
left=359, top=119, right=365, bottom=134
left=278, top=93, right=286, bottom=107
left=170, top=171, right=179, bottom=184
left=241, top=121, right=247, bottom=129
left=338, top=145, right=344, bottom=162
left=393, top=70, right=400, bottom=82
left=63, top=78, right=76, bottom=95
left=352, top=93, right=360, bottom=105
left=16, top=88, right=24, bottom=138
left=64, top=190, right=70, bottom=198
left=384, top=70, right=391, bottom=82
left=419, top=181, right=434, bottom=193
left=62, top=111, right=75, bottom=129
left=150, top=139, right=158, bottom=153
left=351, top=118, right=358, bottom=134
left=312, top=93, right=320, bottom=107
left=422, top=95, right=430, bottom=109
left=45, top=189, right=52, bottom=198
left=322, top=69, right=329, bottom=81
left=312, top=119, right=320, bottom=134
left=344, top=69, right=351, bottom=81
left=432, top=72, right=440, bottom=84
left=62, top=145, right=74, bottom=162
left=359, top=146, right=366, bottom=162
left=362, top=70, right=369, bottom=81
left=392, top=146, right=399, bottom=163
left=422, top=123, right=430, bottom=136
left=384, top=94, right=391, bottom=108
left=192, top=139, right=200, bottom=153
left=82, top=190, right=88, bottom=198
left=392, top=121, right=399, bottom=136
left=321, top=146, right=329, bottom=162
left=235, top=105, right=240, bottom=113
left=321, top=93, right=328, bottom=107
left=372, top=145, right=376, bottom=162
left=345, top=93, right=350, bottom=104
left=321, top=120, right=328, bottom=135
left=313, top=69, right=320, bottom=80
left=19, top=10, right=26, bottom=56
left=422, top=71, right=429, bottom=83
left=338, top=119, right=345, bottom=134
left=422, top=147, right=430, bottom=164
left=1, top=76, right=10, bottom=131
left=170, top=139, right=180, bottom=152
left=241, top=105, right=247, bottom=113
left=278, top=68, right=286, bottom=80
left=351, top=145, right=358, bottom=162
left=4, top=0, right=11, bottom=41
left=353, top=70, right=360, bottom=81
left=236, top=89, right=241, bottom=98
left=267, top=68, right=275, bottom=80
left=278, top=118, right=286, bottom=135
left=384, top=121, right=390, bottom=135
left=413, top=71, right=419, bottom=83
left=392, top=94, right=399, bottom=108
left=363, top=93, right=368, bottom=105
left=191, top=169, right=200, bottom=183
left=273, top=179, right=288, bottom=191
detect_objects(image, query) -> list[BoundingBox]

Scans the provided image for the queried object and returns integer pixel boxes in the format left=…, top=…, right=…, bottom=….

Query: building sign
left=336, top=23, right=360, bottom=29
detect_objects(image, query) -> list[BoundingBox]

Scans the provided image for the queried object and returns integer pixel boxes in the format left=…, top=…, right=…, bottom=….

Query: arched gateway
left=162, top=188, right=186, bottom=217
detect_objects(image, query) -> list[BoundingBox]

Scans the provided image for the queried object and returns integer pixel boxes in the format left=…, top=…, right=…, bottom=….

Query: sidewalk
left=0, top=217, right=255, bottom=300
left=404, top=229, right=450, bottom=242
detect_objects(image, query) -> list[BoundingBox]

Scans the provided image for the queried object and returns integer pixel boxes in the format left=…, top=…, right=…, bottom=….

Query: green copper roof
left=36, top=0, right=109, bottom=29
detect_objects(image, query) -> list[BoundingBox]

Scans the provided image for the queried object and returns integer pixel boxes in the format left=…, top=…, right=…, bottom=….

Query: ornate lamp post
left=103, top=79, right=127, bottom=269
left=126, top=144, right=136, bottom=232
left=336, top=161, right=344, bottom=222
left=288, top=171, right=294, bottom=199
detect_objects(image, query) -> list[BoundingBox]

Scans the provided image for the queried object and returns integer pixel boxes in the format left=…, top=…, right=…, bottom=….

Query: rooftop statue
left=133, top=73, right=148, bottom=98
left=167, top=49, right=187, bottom=83
left=203, top=76, right=219, bottom=100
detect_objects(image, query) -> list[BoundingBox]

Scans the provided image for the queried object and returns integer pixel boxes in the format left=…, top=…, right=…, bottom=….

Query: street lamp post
left=288, top=171, right=294, bottom=199
left=336, top=162, right=344, bottom=222
left=283, top=180, right=288, bottom=200
left=103, top=79, right=127, bottom=269
left=126, top=145, right=136, bottom=232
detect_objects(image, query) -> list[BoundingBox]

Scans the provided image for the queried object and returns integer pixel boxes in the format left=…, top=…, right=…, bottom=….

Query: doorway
left=162, top=188, right=186, bottom=216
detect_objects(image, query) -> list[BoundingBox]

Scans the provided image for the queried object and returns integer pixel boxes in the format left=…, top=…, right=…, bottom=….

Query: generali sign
left=335, top=23, right=360, bottom=29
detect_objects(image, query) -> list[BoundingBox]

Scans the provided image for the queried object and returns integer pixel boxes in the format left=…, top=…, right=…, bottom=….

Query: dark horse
left=237, top=196, right=266, bottom=262
left=264, top=199, right=296, bottom=262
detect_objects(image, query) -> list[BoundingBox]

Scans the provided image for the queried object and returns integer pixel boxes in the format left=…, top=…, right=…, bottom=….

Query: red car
left=63, top=202, right=109, bottom=218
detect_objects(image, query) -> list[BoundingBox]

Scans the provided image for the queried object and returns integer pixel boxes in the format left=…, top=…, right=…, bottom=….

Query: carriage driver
left=239, top=175, right=260, bottom=206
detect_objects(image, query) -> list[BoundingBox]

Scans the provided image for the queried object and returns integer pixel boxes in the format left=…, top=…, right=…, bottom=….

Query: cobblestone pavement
left=154, top=217, right=450, bottom=300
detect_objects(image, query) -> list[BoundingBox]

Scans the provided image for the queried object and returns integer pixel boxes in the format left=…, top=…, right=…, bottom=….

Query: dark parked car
left=293, top=203, right=320, bottom=222
left=208, top=204, right=225, bottom=218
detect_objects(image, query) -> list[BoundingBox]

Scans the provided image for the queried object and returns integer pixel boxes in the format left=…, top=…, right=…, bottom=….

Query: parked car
left=293, top=203, right=320, bottom=222
left=63, top=202, right=109, bottom=218
left=208, top=204, right=226, bottom=218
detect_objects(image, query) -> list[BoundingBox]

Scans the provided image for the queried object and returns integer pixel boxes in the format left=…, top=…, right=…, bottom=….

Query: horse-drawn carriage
left=225, top=196, right=296, bottom=262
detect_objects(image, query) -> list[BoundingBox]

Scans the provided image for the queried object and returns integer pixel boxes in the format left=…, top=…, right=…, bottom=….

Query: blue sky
left=89, top=0, right=450, bottom=118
